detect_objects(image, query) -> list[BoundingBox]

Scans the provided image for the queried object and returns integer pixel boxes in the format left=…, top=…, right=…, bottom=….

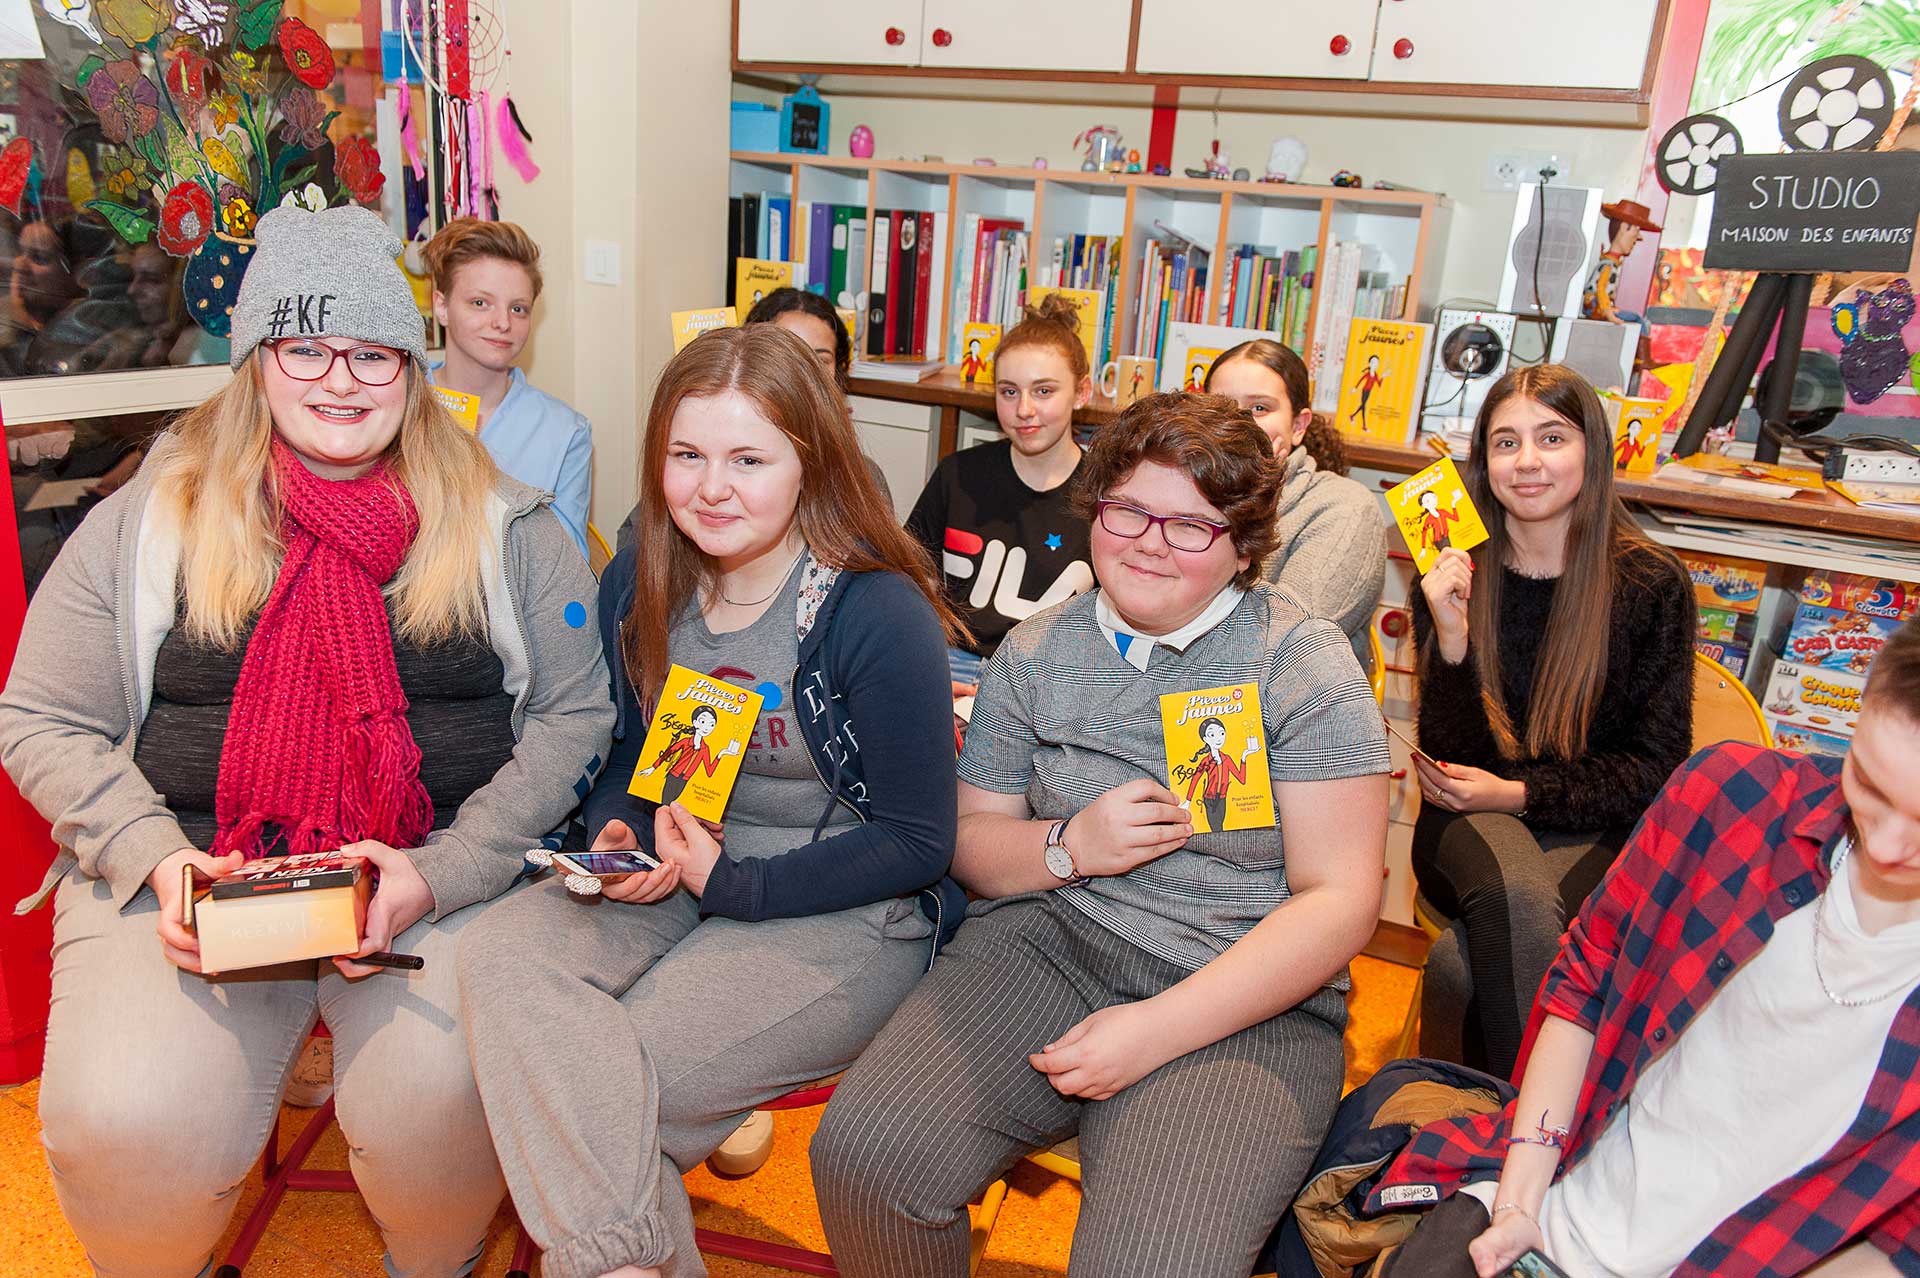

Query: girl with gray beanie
left=0, top=204, right=613, bottom=1278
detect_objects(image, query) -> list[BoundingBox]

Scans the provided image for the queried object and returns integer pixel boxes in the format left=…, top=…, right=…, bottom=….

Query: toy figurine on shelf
left=1126, top=148, right=1142, bottom=173
left=1263, top=137, right=1306, bottom=183
left=1331, top=170, right=1363, bottom=188
left=1150, top=163, right=1171, bottom=177
left=849, top=125, right=875, bottom=158
left=1583, top=198, right=1663, bottom=327
left=1075, top=125, right=1124, bottom=172
left=1185, top=138, right=1230, bottom=181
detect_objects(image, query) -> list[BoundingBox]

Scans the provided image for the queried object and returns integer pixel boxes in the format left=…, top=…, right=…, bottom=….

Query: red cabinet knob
left=1393, top=37, right=1415, bottom=59
left=1329, top=34, right=1350, bottom=55
left=932, top=27, right=952, bottom=47
left=884, top=26, right=905, bottom=45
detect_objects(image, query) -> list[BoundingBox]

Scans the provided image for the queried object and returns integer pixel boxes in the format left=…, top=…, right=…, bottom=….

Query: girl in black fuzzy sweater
left=1409, top=365, right=1695, bottom=1078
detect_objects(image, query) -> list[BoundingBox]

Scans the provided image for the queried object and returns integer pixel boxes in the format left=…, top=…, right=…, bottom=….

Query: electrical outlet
left=1486, top=150, right=1569, bottom=193
left=1832, top=449, right=1920, bottom=483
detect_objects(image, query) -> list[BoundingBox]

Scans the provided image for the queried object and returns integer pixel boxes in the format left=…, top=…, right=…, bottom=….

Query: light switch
left=584, top=239, right=622, bottom=286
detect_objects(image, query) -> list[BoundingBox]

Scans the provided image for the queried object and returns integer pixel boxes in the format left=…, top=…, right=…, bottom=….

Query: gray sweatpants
left=38, top=872, right=506, bottom=1278
left=810, top=895, right=1348, bottom=1278
left=454, top=877, right=932, bottom=1278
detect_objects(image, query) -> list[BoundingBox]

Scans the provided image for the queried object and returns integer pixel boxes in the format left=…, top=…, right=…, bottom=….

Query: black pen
left=358, top=951, right=425, bottom=970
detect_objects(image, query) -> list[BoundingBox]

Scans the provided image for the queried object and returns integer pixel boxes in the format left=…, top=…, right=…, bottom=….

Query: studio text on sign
left=1706, top=151, right=1920, bottom=274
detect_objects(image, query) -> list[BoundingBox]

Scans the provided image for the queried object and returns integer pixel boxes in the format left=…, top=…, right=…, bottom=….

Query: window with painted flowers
left=0, top=0, right=447, bottom=600
left=0, top=0, right=426, bottom=383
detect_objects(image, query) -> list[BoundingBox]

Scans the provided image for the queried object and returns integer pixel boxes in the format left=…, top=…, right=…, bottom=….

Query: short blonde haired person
left=0, top=205, right=612, bottom=1278
left=423, top=216, right=594, bottom=556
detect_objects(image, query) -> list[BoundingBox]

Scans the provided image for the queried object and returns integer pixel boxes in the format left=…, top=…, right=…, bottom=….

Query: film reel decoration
left=1779, top=55, right=1894, bottom=153
left=1656, top=113, right=1742, bottom=196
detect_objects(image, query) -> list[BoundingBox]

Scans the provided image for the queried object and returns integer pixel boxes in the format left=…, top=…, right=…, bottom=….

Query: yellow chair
left=1390, top=895, right=1448, bottom=1060
left=1691, top=652, right=1772, bottom=751
left=587, top=521, right=614, bottom=578
left=1367, top=625, right=1387, bottom=706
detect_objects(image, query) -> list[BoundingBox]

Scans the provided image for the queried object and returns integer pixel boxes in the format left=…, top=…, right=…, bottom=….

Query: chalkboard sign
left=1705, top=151, right=1920, bottom=273
left=780, top=86, right=830, bottom=156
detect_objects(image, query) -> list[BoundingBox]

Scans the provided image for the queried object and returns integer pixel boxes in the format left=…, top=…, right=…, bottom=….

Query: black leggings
left=1412, top=810, right=1620, bottom=1078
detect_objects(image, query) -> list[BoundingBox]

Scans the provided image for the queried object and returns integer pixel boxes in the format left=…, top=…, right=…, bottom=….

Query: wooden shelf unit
left=731, top=151, right=1450, bottom=374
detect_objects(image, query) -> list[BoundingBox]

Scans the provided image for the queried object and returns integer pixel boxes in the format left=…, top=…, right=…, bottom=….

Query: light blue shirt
left=433, top=364, right=593, bottom=557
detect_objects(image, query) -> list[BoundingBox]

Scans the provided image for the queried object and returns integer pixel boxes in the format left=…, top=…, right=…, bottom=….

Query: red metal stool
left=215, top=1021, right=539, bottom=1277
left=512, top=1076, right=1008, bottom=1277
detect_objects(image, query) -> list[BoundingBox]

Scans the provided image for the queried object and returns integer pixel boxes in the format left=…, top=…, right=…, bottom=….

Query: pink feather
left=497, top=93, right=539, bottom=183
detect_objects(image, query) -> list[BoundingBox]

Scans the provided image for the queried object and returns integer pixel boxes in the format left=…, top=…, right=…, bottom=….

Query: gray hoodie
left=0, top=460, right=614, bottom=919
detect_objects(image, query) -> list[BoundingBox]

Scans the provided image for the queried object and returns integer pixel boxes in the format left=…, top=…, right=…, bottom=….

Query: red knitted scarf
left=212, top=439, right=433, bottom=859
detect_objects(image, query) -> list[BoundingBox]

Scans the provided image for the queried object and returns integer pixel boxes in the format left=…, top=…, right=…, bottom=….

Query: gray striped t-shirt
left=958, top=583, right=1389, bottom=976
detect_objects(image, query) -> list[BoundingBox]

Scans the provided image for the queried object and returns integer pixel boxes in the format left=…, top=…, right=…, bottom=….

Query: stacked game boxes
left=1679, top=552, right=1766, bottom=678
left=1763, top=571, right=1917, bottom=758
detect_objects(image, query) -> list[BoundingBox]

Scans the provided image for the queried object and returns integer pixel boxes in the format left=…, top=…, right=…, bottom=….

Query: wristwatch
left=1043, top=818, right=1083, bottom=883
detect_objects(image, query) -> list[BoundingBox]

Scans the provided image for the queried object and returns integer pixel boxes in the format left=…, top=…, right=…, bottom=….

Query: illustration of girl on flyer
left=1614, top=415, right=1649, bottom=470
left=1418, top=488, right=1464, bottom=555
left=635, top=704, right=740, bottom=806
left=1179, top=716, right=1263, bottom=832
left=1348, top=354, right=1386, bottom=432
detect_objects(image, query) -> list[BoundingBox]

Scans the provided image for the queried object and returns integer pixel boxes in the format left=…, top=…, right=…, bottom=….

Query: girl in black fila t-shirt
left=907, top=295, right=1096, bottom=682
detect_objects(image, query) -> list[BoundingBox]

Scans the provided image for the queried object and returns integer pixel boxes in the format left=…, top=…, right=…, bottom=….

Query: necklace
left=718, top=545, right=806, bottom=608
left=1812, top=836, right=1909, bottom=1008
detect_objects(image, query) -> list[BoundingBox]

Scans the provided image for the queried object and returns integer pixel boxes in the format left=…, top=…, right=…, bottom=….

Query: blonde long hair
left=147, top=358, right=498, bottom=649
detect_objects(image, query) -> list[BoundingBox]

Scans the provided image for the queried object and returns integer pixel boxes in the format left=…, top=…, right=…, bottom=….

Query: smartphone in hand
left=550, top=849, right=663, bottom=884
left=1501, top=1249, right=1572, bottom=1278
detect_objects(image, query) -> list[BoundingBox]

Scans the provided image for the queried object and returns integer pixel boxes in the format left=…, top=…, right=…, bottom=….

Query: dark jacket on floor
left=1266, top=1057, right=1516, bottom=1278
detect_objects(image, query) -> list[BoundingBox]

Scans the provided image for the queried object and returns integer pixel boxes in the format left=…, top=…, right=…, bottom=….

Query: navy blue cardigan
left=584, top=544, right=966, bottom=949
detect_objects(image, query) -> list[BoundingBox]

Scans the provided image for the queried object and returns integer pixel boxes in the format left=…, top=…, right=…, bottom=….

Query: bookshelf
left=729, top=151, right=1451, bottom=379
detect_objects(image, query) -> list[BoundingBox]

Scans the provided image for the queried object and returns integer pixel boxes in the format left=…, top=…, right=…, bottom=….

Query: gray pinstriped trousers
left=811, top=894, right=1347, bottom=1278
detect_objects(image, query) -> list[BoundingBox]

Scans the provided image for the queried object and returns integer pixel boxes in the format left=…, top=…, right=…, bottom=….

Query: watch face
left=1044, top=841, right=1076, bottom=880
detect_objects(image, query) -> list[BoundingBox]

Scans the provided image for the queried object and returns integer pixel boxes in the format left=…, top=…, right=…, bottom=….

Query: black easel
left=1673, top=271, right=1816, bottom=463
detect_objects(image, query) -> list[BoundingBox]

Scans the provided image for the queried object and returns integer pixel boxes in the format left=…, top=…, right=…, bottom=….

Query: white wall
left=496, top=0, right=730, bottom=540
left=735, top=82, right=1650, bottom=308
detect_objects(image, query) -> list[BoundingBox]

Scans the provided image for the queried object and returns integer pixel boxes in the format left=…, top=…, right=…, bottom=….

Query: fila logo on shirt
left=942, top=528, right=1093, bottom=624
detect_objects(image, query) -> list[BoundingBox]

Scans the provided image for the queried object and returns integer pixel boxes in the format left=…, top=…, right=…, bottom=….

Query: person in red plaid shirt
left=1374, top=615, right=1920, bottom=1278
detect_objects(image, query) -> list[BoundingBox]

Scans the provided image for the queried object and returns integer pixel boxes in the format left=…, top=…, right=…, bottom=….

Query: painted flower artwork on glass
left=4, top=0, right=389, bottom=340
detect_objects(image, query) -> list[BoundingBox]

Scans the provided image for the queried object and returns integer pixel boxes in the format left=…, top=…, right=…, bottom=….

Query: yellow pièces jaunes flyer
left=1385, top=456, right=1489, bottom=575
left=627, top=664, right=764, bottom=823
left=1159, top=682, right=1275, bottom=835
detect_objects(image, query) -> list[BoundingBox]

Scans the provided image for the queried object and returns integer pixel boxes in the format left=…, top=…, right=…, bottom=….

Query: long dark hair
left=744, top=287, right=852, bottom=391
left=1438, top=363, right=1680, bottom=761
left=623, top=325, right=966, bottom=711
left=1204, top=339, right=1348, bottom=475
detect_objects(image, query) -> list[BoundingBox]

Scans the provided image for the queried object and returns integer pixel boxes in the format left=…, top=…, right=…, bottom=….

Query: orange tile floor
left=0, top=955, right=1418, bottom=1277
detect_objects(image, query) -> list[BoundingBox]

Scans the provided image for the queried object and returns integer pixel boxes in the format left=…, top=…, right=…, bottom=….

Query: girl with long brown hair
left=1409, top=363, right=1695, bottom=1077
left=1204, top=338, right=1386, bottom=659
left=456, top=323, right=967, bottom=1278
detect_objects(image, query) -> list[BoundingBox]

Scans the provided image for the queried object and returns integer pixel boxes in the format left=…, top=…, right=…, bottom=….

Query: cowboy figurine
left=1583, top=198, right=1663, bottom=329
